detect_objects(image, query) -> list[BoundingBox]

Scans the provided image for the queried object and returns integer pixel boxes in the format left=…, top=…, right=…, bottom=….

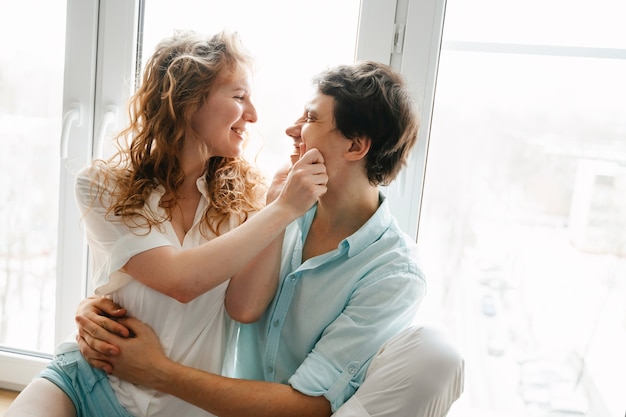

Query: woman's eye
left=305, top=116, right=313, bottom=122
left=234, top=96, right=245, bottom=100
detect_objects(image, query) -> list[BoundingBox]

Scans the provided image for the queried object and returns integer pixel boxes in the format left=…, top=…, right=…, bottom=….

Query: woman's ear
left=345, top=136, right=371, bottom=161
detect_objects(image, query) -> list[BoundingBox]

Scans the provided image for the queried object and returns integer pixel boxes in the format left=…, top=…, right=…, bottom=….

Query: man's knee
left=405, top=326, right=464, bottom=414
left=334, top=326, right=464, bottom=417
left=410, top=326, right=464, bottom=388
left=374, top=326, right=465, bottom=415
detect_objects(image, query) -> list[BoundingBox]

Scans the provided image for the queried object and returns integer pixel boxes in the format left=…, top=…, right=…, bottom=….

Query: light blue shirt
left=229, top=194, right=426, bottom=412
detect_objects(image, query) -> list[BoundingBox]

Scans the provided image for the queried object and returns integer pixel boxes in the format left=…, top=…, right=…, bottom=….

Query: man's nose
left=285, top=122, right=302, bottom=138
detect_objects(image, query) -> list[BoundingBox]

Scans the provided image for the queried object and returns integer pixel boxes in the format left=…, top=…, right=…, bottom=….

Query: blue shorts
left=36, top=350, right=134, bottom=417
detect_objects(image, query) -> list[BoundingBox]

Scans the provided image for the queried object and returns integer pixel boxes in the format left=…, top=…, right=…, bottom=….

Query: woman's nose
left=244, top=101, right=258, bottom=123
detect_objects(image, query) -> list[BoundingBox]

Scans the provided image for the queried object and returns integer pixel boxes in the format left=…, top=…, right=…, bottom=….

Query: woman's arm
left=121, top=149, right=326, bottom=303
left=224, top=144, right=304, bottom=322
left=224, top=162, right=292, bottom=322
left=225, top=233, right=284, bottom=323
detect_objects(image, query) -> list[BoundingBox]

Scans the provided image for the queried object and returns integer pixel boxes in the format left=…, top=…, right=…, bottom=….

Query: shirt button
left=268, top=366, right=274, bottom=373
left=348, top=365, right=357, bottom=374
left=291, top=276, right=296, bottom=282
left=273, top=320, right=280, bottom=327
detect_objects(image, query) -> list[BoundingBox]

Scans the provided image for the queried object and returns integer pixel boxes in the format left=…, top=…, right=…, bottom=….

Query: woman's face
left=190, top=68, right=257, bottom=158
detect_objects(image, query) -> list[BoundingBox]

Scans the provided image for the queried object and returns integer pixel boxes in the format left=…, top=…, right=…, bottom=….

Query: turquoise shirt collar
left=297, top=192, right=393, bottom=259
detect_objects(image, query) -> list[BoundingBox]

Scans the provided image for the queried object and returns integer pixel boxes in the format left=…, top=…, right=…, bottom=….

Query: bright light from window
left=419, top=1, right=626, bottom=416
left=141, top=0, right=361, bottom=180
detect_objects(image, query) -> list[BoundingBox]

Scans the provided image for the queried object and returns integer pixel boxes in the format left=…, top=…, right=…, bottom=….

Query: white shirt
left=62, top=165, right=247, bottom=417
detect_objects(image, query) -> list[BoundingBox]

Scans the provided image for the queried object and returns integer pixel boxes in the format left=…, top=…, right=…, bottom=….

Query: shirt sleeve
left=75, top=166, right=174, bottom=294
left=288, top=265, right=426, bottom=412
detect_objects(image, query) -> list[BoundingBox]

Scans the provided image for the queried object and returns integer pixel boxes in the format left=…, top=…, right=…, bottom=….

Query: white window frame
left=0, top=0, right=445, bottom=390
left=357, top=0, right=446, bottom=239
left=0, top=0, right=140, bottom=390
left=0, top=0, right=99, bottom=390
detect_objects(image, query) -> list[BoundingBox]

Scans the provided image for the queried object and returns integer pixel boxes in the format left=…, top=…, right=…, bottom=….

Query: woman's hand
left=267, top=142, right=305, bottom=204
left=267, top=164, right=291, bottom=204
left=274, top=147, right=327, bottom=216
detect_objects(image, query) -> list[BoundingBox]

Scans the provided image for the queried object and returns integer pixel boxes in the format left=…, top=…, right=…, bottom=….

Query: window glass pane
left=0, top=0, right=67, bottom=354
left=443, top=0, right=626, bottom=48
left=141, top=0, right=360, bottom=178
left=419, top=1, right=625, bottom=417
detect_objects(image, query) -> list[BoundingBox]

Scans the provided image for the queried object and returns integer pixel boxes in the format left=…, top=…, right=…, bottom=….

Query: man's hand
left=101, top=317, right=169, bottom=386
left=75, top=296, right=130, bottom=373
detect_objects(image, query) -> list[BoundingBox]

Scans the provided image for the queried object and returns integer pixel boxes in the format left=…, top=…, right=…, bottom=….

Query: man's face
left=285, top=92, right=349, bottom=169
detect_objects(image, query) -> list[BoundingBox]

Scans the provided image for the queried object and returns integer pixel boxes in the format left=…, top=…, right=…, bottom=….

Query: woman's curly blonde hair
left=93, top=30, right=266, bottom=237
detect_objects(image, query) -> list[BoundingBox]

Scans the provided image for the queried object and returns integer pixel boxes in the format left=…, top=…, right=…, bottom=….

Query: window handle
left=94, top=105, right=118, bottom=159
left=60, top=102, right=83, bottom=160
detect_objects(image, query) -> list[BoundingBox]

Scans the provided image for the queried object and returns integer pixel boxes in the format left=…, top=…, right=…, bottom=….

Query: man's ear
left=345, top=136, right=371, bottom=161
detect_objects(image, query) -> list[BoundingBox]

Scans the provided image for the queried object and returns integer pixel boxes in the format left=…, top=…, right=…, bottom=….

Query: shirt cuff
left=289, top=353, right=362, bottom=412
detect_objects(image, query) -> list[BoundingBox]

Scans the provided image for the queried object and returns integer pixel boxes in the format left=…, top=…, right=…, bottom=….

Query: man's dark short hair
left=313, top=61, right=420, bottom=185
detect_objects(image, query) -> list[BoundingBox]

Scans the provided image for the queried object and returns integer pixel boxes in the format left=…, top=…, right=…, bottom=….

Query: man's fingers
left=117, top=316, right=145, bottom=338
left=78, top=311, right=130, bottom=338
left=92, top=359, right=113, bottom=375
left=76, top=335, right=114, bottom=374
left=97, top=296, right=127, bottom=316
left=76, top=315, right=122, bottom=355
left=77, top=296, right=126, bottom=318
left=102, top=317, right=131, bottom=338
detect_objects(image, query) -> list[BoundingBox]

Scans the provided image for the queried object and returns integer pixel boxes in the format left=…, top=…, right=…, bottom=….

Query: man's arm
left=154, top=360, right=331, bottom=417
left=77, top=316, right=331, bottom=417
